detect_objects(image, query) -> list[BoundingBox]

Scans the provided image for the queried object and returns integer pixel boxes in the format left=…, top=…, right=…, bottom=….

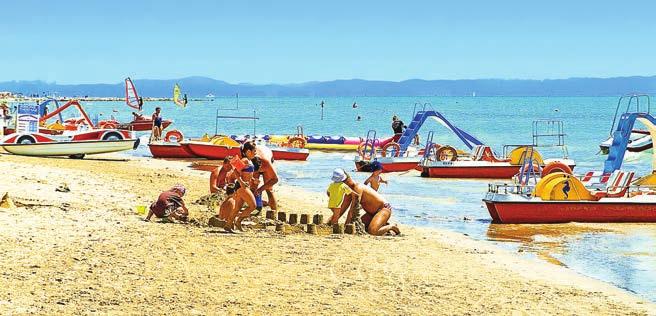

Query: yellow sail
left=173, top=83, right=185, bottom=108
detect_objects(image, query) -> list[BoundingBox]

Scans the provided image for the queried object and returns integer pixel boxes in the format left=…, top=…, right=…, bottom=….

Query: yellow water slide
left=533, top=172, right=595, bottom=201
left=508, top=146, right=543, bottom=165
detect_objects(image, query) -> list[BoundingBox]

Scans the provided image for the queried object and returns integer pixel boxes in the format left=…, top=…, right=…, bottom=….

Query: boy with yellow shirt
left=326, top=168, right=357, bottom=225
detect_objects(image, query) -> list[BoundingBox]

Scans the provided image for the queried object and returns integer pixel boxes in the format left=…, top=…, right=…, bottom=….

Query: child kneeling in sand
left=208, top=183, right=236, bottom=227
left=146, top=184, right=189, bottom=222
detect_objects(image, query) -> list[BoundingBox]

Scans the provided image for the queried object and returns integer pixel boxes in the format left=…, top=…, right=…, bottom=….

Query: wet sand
left=0, top=153, right=654, bottom=314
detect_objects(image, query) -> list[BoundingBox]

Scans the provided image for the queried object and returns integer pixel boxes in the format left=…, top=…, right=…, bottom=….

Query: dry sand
left=0, top=153, right=654, bottom=315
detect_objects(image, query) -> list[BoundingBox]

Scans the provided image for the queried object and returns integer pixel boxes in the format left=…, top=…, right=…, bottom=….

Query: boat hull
left=271, top=148, right=309, bottom=161
left=183, top=141, right=241, bottom=160
left=355, top=158, right=420, bottom=173
left=120, top=119, right=172, bottom=132
left=149, top=142, right=197, bottom=158
left=2, top=139, right=138, bottom=156
left=484, top=198, right=656, bottom=223
left=421, top=161, right=576, bottom=179
left=305, top=143, right=359, bottom=151
left=599, top=130, right=652, bottom=154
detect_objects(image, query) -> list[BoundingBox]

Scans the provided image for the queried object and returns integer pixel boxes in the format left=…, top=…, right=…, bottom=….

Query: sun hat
left=172, top=184, right=186, bottom=196
left=331, top=168, right=347, bottom=183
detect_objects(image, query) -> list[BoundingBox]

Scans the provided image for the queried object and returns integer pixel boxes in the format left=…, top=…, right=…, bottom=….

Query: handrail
left=215, top=107, right=258, bottom=136
left=608, top=94, right=651, bottom=137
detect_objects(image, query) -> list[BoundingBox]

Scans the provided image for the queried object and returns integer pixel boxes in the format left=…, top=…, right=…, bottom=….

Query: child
left=364, top=161, right=387, bottom=191
left=209, top=183, right=236, bottom=227
left=250, top=157, right=264, bottom=216
left=326, top=168, right=356, bottom=225
left=146, top=184, right=189, bottom=222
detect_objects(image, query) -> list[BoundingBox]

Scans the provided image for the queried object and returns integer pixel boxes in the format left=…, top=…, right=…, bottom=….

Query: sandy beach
left=0, top=153, right=654, bottom=315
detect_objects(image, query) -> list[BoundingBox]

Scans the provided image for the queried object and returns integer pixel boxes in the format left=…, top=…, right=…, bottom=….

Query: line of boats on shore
left=1, top=86, right=656, bottom=225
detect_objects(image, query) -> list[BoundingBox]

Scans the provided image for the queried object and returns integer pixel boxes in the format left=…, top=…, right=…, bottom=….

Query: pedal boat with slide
left=1, top=100, right=138, bottom=158
left=599, top=94, right=652, bottom=154
left=354, top=103, right=479, bottom=173
left=484, top=111, right=656, bottom=223
left=419, top=120, right=575, bottom=179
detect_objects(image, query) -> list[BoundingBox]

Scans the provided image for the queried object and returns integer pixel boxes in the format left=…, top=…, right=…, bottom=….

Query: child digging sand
left=208, top=183, right=236, bottom=228
left=145, top=184, right=189, bottom=222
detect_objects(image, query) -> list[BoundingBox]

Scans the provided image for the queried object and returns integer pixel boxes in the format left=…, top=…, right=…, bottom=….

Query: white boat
left=1, top=129, right=139, bottom=158
left=599, top=94, right=653, bottom=154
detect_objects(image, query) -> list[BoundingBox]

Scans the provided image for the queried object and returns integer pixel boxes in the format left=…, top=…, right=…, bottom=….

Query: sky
left=1, top=0, right=655, bottom=84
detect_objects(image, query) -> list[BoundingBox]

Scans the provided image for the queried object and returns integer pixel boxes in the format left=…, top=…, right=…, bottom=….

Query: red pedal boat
left=149, top=142, right=196, bottom=158
left=182, top=137, right=241, bottom=160
left=271, top=147, right=310, bottom=161
left=483, top=108, right=656, bottom=224
left=420, top=121, right=575, bottom=179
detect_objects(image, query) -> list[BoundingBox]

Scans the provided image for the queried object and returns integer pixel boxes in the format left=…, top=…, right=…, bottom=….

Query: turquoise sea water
left=80, top=96, right=654, bottom=301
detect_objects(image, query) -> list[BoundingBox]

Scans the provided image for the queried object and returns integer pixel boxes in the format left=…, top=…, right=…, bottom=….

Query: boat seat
left=472, top=145, right=510, bottom=163
left=581, top=171, right=611, bottom=188
left=592, top=170, right=635, bottom=199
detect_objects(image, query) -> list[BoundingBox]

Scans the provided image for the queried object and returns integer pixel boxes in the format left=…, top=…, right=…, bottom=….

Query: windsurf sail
left=173, top=83, right=187, bottom=108
left=125, top=77, right=141, bottom=110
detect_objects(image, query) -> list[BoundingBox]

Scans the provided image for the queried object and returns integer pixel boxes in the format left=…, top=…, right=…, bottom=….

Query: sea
left=77, top=96, right=655, bottom=302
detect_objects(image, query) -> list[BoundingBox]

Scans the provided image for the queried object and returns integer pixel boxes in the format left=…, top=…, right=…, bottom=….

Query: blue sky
left=2, top=0, right=655, bottom=84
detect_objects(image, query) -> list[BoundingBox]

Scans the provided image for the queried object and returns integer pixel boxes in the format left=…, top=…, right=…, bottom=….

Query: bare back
left=259, top=158, right=277, bottom=182
left=351, top=182, right=386, bottom=215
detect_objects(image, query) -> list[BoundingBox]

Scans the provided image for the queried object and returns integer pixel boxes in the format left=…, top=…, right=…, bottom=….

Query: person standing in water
left=391, top=115, right=406, bottom=142
left=151, top=107, right=163, bottom=141
left=364, top=162, right=387, bottom=191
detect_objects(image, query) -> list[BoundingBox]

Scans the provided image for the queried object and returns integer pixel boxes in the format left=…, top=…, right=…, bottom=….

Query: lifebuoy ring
left=381, top=142, right=401, bottom=157
left=164, top=130, right=184, bottom=143
left=99, top=122, right=118, bottom=129
left=288, top=136, right=307, bottom=148
left=357, top=141, right=375, bottom=160
left=436, top=146, right=457, bottom=161
left=541, top=162, right=573, bottom=177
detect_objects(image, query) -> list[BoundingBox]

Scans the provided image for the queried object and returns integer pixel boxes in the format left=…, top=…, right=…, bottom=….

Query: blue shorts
left=255, top=194, right=263, bottom=210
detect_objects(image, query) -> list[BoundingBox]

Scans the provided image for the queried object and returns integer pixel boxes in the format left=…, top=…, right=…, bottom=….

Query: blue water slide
left=603, top=112, right=656, bottom=174
left=397, top=110, right=484, bottom=154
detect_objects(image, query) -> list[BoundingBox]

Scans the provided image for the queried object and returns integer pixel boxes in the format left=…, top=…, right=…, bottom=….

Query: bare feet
left=223, top=224, right=236, bottom=233
left=208, top=216, right=226, bottom=228
left=235, top=217, right=245, bottom=232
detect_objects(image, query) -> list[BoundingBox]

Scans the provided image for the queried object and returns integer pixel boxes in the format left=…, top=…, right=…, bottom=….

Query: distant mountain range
left=1, top=75, right=656, bottom=97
